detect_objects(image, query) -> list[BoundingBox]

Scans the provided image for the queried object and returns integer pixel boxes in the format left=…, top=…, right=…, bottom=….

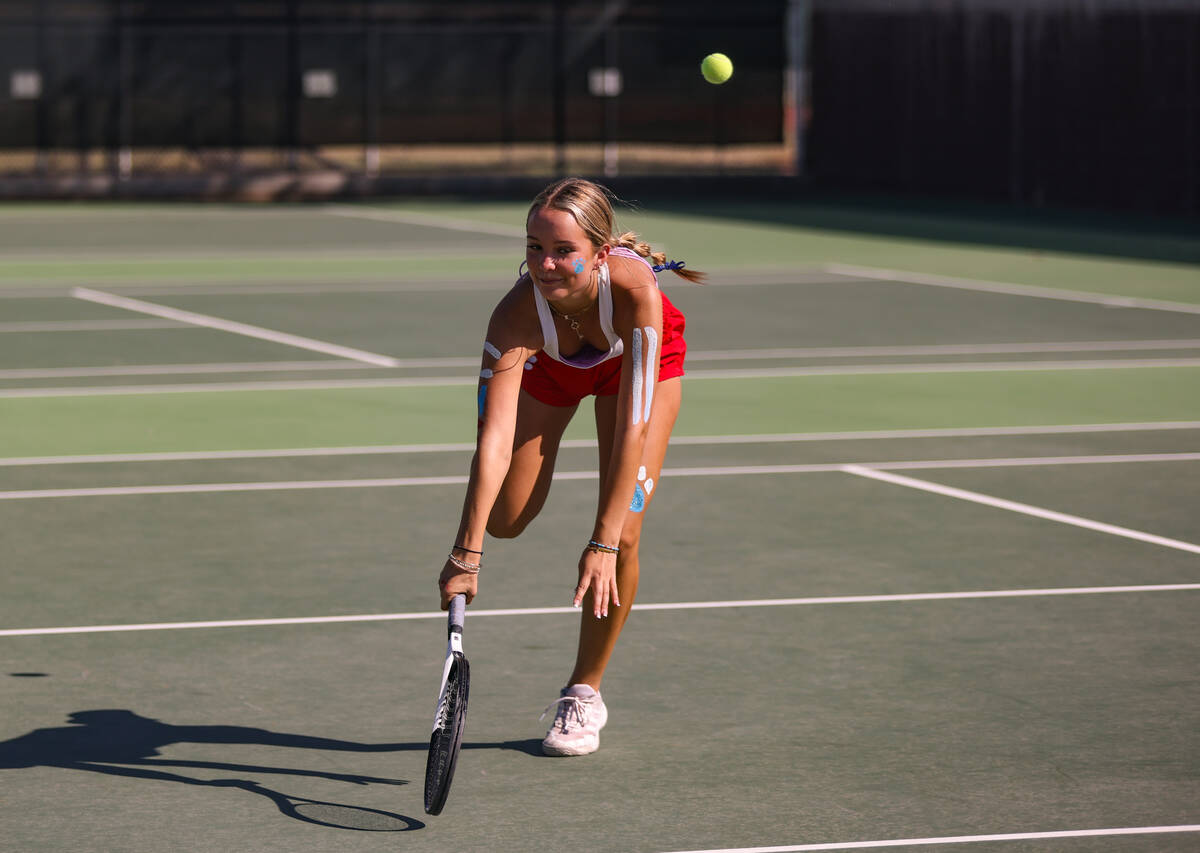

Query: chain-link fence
left=0, top=0, right=794, bottom=181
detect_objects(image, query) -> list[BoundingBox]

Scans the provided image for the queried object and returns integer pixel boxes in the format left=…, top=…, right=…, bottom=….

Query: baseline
left=658, top=823, right=1200, bottom=853
left=4, top=453, right=1200, bottom=498
left=3, top=584, right=1198, bottom=637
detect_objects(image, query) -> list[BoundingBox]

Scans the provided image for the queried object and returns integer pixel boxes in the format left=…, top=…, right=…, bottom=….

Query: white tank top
left=531, top=247, right=657, bottom=368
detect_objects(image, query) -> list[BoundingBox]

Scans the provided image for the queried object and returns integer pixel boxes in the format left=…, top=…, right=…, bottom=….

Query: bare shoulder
left=607, top=254, right=661, bottom=327
left=607, top=252, right=657, bottom=293
left=487, top=275, right=542, bottom=351
left=608, top=252, right=658, bottom=303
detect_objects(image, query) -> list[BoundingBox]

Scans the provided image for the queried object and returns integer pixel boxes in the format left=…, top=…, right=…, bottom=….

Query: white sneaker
left=540, top=684, right=608, bottom=756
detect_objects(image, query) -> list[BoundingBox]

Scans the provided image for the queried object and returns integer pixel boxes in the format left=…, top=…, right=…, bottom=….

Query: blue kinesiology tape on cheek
left=574, top=258, right=585, bottom=274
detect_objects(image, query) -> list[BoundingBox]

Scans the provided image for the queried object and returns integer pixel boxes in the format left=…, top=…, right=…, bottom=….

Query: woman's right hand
left=438, top=560, right=478, bottom=610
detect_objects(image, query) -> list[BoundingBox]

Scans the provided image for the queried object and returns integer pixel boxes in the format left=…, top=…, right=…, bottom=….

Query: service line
left=4, top=422, right=1197, bottom=467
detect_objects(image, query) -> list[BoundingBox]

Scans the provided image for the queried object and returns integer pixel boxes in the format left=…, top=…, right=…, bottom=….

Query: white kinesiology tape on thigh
left=642, top=326, right=657, bottom=423
left=631, top=328, right=644, bottom=426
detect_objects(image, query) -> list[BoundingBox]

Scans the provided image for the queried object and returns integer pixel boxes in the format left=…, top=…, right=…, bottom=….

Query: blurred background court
left=1, top=2, right=1198, bottom=852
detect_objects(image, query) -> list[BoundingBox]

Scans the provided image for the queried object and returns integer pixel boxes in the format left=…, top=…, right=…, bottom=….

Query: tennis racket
left=423, top=593, right=470, bottom=815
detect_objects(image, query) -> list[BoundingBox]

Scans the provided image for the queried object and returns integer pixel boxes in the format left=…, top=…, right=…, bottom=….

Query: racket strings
left=434, top=673, right=459, bottom=730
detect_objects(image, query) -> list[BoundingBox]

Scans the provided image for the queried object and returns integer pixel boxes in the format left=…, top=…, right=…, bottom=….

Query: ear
left=594, top=243, right=611, bottom=267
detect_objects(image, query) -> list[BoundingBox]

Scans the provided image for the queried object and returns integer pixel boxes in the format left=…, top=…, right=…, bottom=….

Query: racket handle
left=448, top=594, right=466, bottom=635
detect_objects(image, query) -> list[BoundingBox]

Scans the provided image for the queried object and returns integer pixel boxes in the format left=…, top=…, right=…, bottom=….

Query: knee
left=486, top=516, right=527, bottom=539
left=617, top=529, right=642, bottom=559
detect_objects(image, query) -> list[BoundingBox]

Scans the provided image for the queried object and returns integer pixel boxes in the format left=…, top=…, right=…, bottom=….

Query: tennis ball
left=701, top=53, right=733, bottom=85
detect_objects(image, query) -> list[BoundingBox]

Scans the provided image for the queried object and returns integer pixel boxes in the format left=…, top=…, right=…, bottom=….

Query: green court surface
left=1, top=199, right=1198, bottom=853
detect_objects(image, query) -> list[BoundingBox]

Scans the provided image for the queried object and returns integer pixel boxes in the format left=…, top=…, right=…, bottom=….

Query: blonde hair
left=528, top=178, right=705, bottom=283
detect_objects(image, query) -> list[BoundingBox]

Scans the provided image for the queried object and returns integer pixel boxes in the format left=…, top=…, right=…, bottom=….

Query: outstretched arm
left=439, top=297, right=535, bottom=609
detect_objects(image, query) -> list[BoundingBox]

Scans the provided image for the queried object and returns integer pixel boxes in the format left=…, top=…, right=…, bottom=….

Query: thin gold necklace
left=548, top=272, right=598, bottom=339
left=549, top=300, right=594, bottom=339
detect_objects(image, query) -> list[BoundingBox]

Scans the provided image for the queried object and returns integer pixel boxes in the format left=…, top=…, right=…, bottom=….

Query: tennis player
left=437, top=177, right=700, bottom=756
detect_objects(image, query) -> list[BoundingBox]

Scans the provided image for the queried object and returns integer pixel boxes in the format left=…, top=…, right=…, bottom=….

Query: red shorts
left=521, top=290, right=686, bottom=407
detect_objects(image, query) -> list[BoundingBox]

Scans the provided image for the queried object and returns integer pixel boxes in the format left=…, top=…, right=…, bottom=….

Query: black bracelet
left=452, top=544, right=483, bottom=555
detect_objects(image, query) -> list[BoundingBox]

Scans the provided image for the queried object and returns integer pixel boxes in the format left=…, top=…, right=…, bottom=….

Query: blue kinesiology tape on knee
left=477, top=384, right=488, bottom=422
left=629, top=483, right=646, bottom=513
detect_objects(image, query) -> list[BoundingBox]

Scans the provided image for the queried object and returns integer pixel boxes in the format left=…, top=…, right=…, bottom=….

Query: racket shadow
left=214, top=780, right=425, bottom=831
left=0, top=709, right=428, bottom=831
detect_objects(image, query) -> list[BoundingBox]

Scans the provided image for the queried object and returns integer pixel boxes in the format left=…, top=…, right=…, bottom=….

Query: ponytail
left=531, top=177, right=706, bottom=283
left=613, top=230, right=706, bottom=284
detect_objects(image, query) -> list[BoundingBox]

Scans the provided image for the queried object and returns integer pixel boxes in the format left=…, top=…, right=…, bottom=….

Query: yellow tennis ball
left=701, top=53, right=733, bottom=85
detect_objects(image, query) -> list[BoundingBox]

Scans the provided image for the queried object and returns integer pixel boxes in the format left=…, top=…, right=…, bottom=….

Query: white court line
left=826, top=262, right=1200, bottom=316
left=868, top=451, right=1200, bottom=470
left=843, top=464, right=1200, bottom=555
left=323, top=204, right=526, bottom=239
left=10, top=342, right=1195, bottom=380
left=659, top=824, right=1200, bottom=853
left=70, top=287, right=403, bottom=368
left=7, top=357, right=1200, bottom=398
left=3, top=585, right=1198, bottom=637
left=4, top=453, right=1199, bottom=501
left=683, top=358, right=1200, bottom=379
left=685, top=340, right=1200, bottom=360
left=4, top=422, right=1196, bottom=467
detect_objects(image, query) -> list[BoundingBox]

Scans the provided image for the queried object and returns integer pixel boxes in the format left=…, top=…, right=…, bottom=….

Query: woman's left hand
left=575, top=547, right=620, bottom=619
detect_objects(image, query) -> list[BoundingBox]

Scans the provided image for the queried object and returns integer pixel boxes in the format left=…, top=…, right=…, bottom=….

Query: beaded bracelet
left=586, top=539, right=620, bottom=555
left=447, top=553, right=481, bottom=573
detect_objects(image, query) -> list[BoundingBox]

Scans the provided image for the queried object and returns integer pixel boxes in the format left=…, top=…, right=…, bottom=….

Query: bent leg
left=569, top=377, right=681, bottom=690
left=486, top=389, right=578, bottom=539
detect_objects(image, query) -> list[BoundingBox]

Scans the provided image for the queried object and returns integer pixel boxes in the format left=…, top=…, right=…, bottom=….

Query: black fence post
left=364, top=0, right=379, bottom=176
left=229, top=2, right=243, bottom=173
left=553, top=0, right=566, bottom=175
left=284, top=0, right=299, bottom=168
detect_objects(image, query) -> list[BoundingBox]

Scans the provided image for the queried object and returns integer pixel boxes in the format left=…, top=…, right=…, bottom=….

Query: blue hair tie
left=652, top=260, right=686, bottom=272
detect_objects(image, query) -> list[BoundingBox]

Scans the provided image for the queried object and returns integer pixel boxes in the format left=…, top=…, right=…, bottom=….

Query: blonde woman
left=437, top=177, right=700, bottom=756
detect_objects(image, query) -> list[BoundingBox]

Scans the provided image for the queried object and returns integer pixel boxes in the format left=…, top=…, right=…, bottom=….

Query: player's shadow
left=0, top=710, right=547, bottom=829
left=0, top=709, right=427, bottom=831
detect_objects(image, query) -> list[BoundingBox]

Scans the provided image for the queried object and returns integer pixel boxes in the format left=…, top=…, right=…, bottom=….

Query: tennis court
left=1, top=199, right=1198, bottom=853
